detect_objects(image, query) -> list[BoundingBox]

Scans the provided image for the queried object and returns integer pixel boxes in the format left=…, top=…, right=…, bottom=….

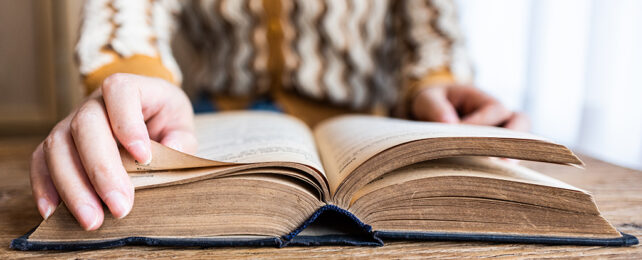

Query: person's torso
left=176, top=0, right=406, bottom=110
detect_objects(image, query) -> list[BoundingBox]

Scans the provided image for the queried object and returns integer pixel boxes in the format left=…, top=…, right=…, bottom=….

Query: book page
left=314, top=115, right=548, bottom=192
left=194, top=111, right=325, bottom=176
left=351, top=157, right=584, bottom=205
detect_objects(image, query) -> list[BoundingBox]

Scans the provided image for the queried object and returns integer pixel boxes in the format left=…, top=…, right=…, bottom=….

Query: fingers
left=31, top=73, right=195, bottom=231
left=101, top=74, right=152, bottom=165
left=30, top=143, right=60, bottom=219
left=160, top=130, right=198, bottom=154
left=449, top=86, right=527, bottom=129
left=105, top=73, right=196, bottom=155
left=70, top=98, right=134, bottom=220
left=412, top=87, right=460, bottom=123
left=461, top=101, right=513, bottom=126
left=43, top=123, right=104, bottom=231
left=446, top=86, right=511, bottom=126
left=414, top=85, right=528, bottom=132
left=503, top=112, right=530, bottom=132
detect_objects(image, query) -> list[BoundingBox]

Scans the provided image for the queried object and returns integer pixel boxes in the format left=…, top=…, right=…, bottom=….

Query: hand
left=31, top=73, right=197, bottom=230
left=411, top=85, right=530, bottom=131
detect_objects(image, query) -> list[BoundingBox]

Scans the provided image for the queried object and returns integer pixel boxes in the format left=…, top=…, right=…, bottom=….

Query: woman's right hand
left=31, top=73, right=197, bottom=230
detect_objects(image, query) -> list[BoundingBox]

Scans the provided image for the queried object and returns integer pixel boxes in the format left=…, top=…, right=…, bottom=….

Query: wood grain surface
left=1, top=136, right=640, bottom=259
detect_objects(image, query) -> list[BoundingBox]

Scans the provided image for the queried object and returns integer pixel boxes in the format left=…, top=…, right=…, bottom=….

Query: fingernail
left=76, top=204, right=100, bottom=231
left=104, top=190, right=131, bottom=219
left=128, top=140, right=152, bottom=165
left=37, top=198, right=54, bottom=219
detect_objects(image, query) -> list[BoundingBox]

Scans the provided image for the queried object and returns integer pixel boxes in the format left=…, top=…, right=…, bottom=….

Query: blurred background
left=0, top=0, right=640, bottom=169
left=457, top=0, right=642, bottom=170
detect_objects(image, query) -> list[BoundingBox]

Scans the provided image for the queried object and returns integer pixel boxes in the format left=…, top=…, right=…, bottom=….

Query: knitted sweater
left=76, top=0, right=472, bottom=117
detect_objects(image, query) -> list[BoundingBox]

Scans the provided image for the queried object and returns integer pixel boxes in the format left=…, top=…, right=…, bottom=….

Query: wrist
left=398, top=68, right=456, bottom=119
left=407, top=83, right=451, bottom=119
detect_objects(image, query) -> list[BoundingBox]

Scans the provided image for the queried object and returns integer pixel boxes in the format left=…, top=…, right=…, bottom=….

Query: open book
left=12, top=111, right=638, bottom=250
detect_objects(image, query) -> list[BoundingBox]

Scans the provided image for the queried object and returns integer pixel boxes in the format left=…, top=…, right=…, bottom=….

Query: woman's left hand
left=411, top=85, right=530, bottom=132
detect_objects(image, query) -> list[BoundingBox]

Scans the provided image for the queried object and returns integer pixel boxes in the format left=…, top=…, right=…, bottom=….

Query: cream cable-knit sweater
left=76, top=0, right=472, bottom=111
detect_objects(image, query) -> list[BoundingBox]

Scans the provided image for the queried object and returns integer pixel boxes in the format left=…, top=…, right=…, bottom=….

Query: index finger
left=461, top=102, right=512, bottom=126
left=101, top=74, right=152, bottom=165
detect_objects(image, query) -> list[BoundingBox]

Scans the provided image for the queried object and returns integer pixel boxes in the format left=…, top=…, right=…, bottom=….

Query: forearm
left=394, top=0, right=472, bottom=118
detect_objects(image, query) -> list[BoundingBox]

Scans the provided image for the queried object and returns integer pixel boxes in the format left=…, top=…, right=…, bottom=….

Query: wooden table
left=1, top=136, right=641, bottom=259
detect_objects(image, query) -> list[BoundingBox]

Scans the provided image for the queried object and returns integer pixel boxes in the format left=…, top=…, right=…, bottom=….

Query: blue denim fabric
left=192, top=92, right=282, bottom=114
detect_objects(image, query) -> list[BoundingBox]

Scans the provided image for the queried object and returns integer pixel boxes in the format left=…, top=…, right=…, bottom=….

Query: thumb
left=412, top=88, right=460, bottom=123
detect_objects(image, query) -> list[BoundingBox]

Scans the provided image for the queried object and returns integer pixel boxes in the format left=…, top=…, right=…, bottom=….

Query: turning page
left=194, top=111, right=326, bottom=176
